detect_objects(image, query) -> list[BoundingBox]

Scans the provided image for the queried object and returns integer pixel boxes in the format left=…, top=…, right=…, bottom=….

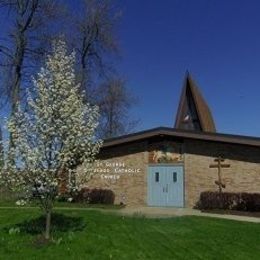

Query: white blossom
left=15, top=199, right=26, bottom=206
left=0, top=40, right=102, bottom=211
left=67, top=197, right=73, bottom=202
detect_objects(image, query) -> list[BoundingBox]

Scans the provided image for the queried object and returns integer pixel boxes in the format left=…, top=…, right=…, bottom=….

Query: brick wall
left=78, top=138, right=260, bottom=208
left=79, top=142, right=148, bottom=206
left=184, top=139, right=260, bottom=207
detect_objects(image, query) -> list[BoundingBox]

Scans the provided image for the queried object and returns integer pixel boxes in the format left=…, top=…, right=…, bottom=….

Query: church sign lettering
left=94, top=161, right=141, bottom=180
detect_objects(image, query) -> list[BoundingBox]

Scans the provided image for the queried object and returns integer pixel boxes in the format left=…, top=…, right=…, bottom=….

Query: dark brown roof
left=103, top=127, right=260, bottom=148
left=174, top=73, right=216, bottom=132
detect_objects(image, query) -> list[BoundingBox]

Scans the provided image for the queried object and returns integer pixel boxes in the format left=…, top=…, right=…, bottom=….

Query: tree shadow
left=6, top=213, right=86, bottom=235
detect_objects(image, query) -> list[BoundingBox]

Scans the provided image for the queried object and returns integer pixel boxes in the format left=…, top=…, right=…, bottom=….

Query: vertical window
left=173, top=172, right=177, bottom=182
left=155, top=172, right=159, bottom=182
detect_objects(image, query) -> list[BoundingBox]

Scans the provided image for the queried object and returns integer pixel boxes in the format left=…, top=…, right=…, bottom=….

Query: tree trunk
left=0, top=126, right=4, bottom=169
left=45, top=211, right=51, bottom=240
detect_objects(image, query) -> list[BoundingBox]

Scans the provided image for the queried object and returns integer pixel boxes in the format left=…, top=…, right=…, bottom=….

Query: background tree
left=0, top=0, right=138, bottom=150
left=0, top=40, right=102, bottom=240
left=0, top=126, right=4, bottom=169
left=0, top=0, right=62, bottom=162
left=0, top=0, right=61, bottom=110
left=72, top=0, right=120, bottom=100
left=69, top=0, right=139, bottom=137
left=96, top=77, right=138, bottom=138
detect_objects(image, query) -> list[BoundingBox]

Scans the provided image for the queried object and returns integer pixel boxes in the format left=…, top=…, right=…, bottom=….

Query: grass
left=0, top=199, right=124, bottom=209
left=0, top=208, right=259, bottom=259
left=53, top=201, right=124, bottom=209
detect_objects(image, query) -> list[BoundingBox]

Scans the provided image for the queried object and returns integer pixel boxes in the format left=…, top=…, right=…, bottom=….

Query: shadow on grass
left=6, top=213, right=86, bottom=235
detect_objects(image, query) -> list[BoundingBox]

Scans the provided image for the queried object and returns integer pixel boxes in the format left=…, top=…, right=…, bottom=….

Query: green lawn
left=0, top=208, right=259, bottom=260
left=0, top=200, right=124, bottom=209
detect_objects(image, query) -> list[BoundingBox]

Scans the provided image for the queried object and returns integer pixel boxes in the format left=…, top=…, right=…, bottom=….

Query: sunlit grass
left=0, top=208, right=259, bottom=259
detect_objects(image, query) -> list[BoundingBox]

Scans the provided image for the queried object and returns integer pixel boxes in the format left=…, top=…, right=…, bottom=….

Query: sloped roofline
left=174, top=72, right=216, bottom=132
left=103, top=127, right=260, bottom=148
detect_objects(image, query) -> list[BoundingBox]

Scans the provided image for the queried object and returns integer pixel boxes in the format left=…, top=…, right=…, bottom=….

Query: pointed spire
left=174, top=73, right=216, bottom=132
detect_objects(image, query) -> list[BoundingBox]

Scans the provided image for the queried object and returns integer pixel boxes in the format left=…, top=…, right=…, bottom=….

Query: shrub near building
left=197, top=191, right=260, bottom=212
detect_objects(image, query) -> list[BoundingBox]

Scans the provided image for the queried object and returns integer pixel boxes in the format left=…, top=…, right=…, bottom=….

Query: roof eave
left=102, top=127, right=260, bottom=149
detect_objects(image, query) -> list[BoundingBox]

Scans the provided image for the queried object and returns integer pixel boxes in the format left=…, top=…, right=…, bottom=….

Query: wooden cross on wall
left=209, top=157, right=230, bottom=193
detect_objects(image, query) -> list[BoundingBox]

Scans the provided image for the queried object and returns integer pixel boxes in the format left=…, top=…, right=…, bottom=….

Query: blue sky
left=1, top=1, right=260, bottom=137
left=115, top=0, right=260, bottom=137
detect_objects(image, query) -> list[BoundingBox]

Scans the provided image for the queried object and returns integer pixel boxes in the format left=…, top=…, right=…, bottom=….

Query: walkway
left=0, top=205, right=259, bottom=223
left=116, top=206, right=260, bottom=223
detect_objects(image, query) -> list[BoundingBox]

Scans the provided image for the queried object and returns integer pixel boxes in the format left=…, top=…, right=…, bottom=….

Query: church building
left=82, top=73, right=260, bottom=208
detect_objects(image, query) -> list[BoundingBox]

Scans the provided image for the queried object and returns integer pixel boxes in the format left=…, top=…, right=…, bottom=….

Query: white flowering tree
left=0, top=40, right=102, bottom=240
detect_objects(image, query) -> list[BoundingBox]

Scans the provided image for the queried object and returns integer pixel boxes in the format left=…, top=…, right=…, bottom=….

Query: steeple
left=174, top=72, right=216, bottom=132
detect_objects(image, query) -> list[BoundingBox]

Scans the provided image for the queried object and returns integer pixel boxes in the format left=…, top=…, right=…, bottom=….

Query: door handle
left=163, top=185, right=168, bottom=193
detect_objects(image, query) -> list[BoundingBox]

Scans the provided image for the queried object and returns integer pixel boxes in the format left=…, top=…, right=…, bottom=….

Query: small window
left=155, top=172, right=159, bottom=182
left=173, top=172, right=177, bottom=182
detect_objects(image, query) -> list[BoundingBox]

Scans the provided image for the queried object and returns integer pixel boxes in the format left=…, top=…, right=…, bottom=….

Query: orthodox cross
left=209, top=157, right=230, bottom=193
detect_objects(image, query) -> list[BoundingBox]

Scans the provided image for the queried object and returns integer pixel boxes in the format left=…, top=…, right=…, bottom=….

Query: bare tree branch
left=0, top=0, right=63, bottom=108
left=72, top=0, right=120, bottom=96
left=0, top=0, right=64, bottom=162
left=95, top=77, right=139, bottom=138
